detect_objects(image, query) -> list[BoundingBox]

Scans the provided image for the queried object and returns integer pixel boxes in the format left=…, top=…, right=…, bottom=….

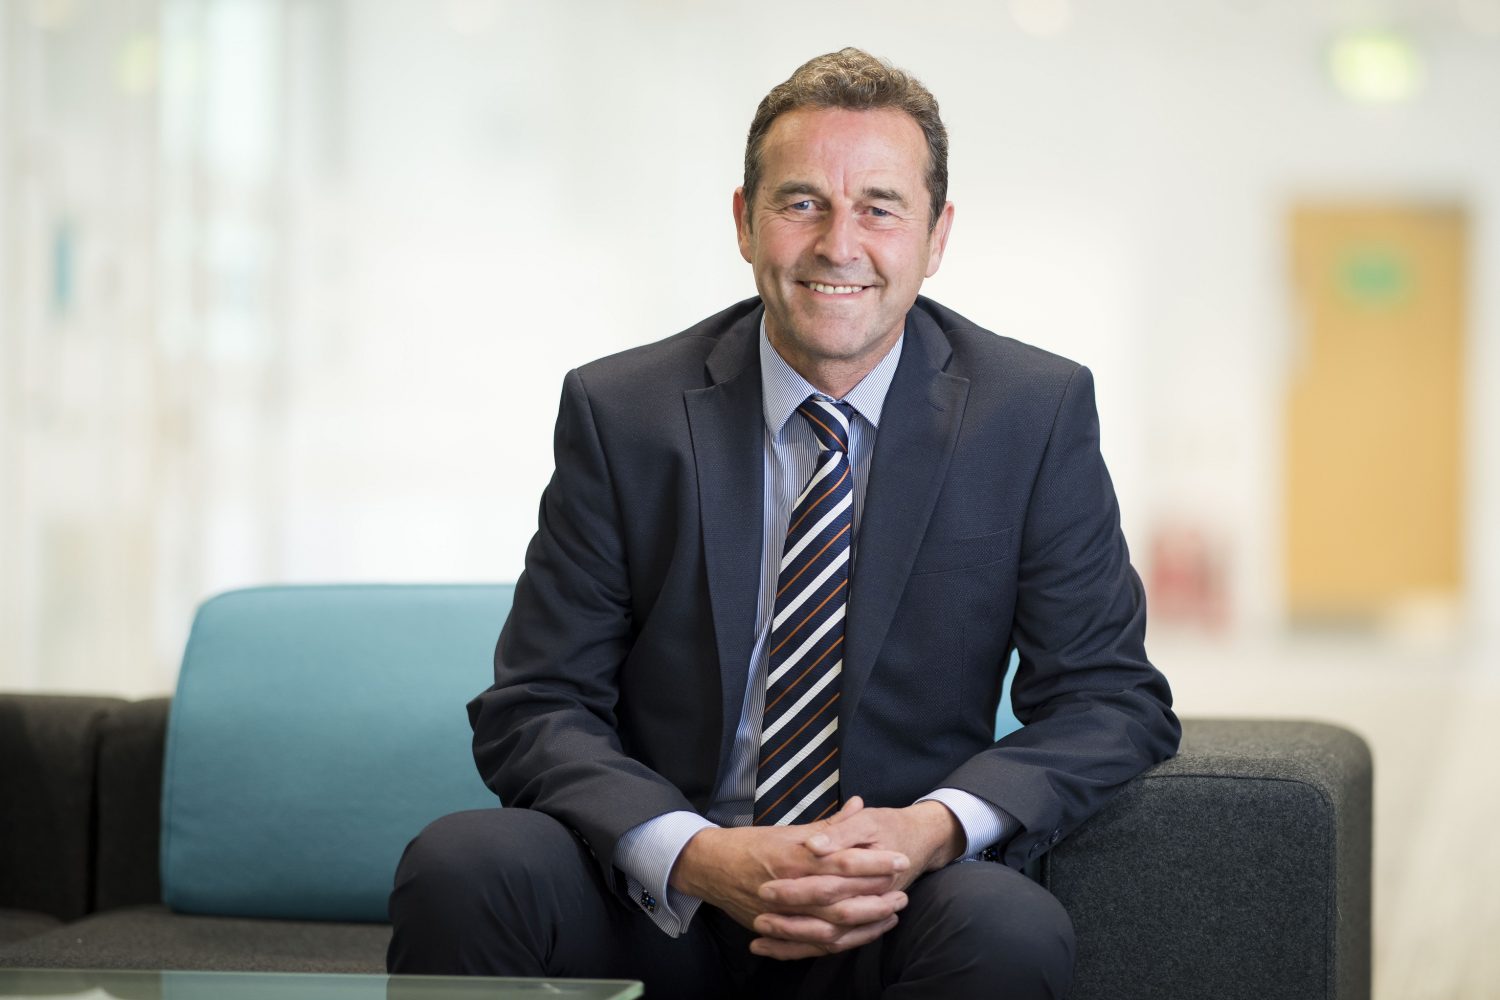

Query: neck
left=766, top=330, right=901, bottom=400
left=789, top=361, right=873, bottom=400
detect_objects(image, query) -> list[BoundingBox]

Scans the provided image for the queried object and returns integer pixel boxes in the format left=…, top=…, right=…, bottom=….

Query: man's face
left=734, top=106, right=954, bottom=389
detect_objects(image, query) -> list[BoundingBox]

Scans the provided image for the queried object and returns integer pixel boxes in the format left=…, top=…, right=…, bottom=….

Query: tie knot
left=796, top=397, right=854, bottom=453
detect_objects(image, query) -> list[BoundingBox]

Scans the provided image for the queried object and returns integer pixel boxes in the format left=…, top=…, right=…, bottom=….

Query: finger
left=753, top=895, right=905, bottom=939
left=757, top=886, right=906, bottom=925
left=752, top=911, right=837, bottom=942
left=750, top=913, right=899, bottom=960
left=752, top=911, right=861, bottom=943
left=749, top=938, right=828, bottom=961
left=803, top=797, right=863, bottom=854
left=827, top=795, right=864, bottom=822
left=809, top=890, right=907, bottom=927
left=759, top=874, right=897, bottom=908
left=817, top=846, right=910, bottom=878
left=806, top=805, right=875, bottom=855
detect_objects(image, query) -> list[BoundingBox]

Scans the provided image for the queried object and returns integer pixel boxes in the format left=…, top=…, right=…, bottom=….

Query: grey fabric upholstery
left=0, top=905, right=388, bottom=973
left=0, top=910, right=62, bottom=947
left=1044, top=719, right=1372, bottom=1000
left=0, top=689, right=1371, bottom=998
left=94, top=698, right=170, bottom=911
left=0, top=694, right=123, bottom=920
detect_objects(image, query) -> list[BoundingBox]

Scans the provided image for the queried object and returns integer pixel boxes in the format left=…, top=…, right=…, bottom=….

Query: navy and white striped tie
left=754, top=397, right=854, bottom=826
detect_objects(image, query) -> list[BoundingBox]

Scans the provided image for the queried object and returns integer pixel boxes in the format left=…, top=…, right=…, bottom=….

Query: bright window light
left=1328, top=29, right=1424, bottom=104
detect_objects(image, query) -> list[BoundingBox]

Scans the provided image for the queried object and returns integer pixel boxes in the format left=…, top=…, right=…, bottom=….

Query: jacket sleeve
left=941, top=365, right=1180, bottom=869
left=468, top=368, right=699, bottom=889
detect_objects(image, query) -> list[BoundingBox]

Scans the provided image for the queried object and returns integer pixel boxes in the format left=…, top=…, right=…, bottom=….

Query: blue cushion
left=160, top=584, right=509, bottom=921
left=995, top=649, right=1023, bottom=740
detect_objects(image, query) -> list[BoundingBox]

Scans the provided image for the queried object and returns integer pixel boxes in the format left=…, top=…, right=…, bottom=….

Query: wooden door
left=1285, top=204, right=1465, bottom=622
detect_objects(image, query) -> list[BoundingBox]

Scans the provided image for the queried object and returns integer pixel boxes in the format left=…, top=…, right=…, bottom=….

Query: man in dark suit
left=387, top=48, right=1178, bottom=999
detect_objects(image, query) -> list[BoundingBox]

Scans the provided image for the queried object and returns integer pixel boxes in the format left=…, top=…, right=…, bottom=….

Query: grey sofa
left=1, top=699, right=1369, bottom=997
left=0, top=585, right=1372, bottom=998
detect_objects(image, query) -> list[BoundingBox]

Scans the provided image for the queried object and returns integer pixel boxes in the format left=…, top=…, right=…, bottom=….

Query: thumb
left=827, top=795, right=864, bottom=824
left=806, top=796, right=866, bottom=853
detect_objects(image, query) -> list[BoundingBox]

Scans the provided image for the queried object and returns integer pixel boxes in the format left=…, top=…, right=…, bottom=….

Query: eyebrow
left=771, top=182, right=824, bottom=201
left=862, top=187, right=908, bottom=207
left=770, top=181, right=910, bottom=209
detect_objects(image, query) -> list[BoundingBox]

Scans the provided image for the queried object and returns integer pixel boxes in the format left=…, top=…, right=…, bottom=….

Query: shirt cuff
left=613, top=810, right=718, bottom=938
left=918, top=787, right=1018, bottom=860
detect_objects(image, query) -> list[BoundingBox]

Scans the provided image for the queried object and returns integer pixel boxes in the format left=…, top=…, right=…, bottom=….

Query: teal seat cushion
left=160, top=584, right=509, bottom=922
left=994, top=649, right=1022, bottom=740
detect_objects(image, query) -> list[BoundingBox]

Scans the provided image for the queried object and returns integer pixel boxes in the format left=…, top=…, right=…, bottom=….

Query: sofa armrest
left=95, top=698, right=171, bottom=912
left=1042, top=718, right=1371, bottom=1000
left=0, top=695, right=124, bottom=920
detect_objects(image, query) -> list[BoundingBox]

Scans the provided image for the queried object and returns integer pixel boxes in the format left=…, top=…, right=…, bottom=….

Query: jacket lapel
left=843, top=309, right=969, bottom=727
left=684, top=309, right=766, bottom=779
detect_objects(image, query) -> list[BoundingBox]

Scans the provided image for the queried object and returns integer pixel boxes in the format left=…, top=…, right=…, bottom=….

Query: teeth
left=808, top=282, right=863, bottom=295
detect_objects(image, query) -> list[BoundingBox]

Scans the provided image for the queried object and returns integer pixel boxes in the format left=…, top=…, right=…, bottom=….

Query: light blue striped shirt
left=614, top=318, right=1012, bottom=936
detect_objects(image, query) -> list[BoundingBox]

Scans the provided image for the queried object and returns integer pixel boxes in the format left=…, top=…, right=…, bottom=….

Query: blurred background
left=1, top=0, right=1496, bottom=994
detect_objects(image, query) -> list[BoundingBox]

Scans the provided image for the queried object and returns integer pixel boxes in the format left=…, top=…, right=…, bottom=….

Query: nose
left=813, top=206, right=860, bottom=268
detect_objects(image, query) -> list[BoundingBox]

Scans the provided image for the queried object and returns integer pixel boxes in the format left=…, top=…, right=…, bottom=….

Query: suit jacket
left=469, top=294, right=1180, bottom=891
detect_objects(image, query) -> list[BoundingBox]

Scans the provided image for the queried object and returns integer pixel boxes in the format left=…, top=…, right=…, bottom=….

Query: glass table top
left=0, top=969, right=642, bottom=1000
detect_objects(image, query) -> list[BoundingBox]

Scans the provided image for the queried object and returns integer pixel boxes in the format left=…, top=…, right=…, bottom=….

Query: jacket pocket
left=908, top=526, right=1018, bottom=576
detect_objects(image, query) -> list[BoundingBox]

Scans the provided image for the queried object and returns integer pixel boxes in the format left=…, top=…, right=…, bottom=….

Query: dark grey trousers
left=387, top=808, right=1073, bottom=1000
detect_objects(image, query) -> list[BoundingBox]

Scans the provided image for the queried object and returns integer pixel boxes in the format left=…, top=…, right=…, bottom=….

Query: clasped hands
left=670, top=796, right=965, bottom=960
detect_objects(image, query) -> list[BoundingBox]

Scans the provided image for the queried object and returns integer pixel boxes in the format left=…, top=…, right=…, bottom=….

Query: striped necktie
left=754, top=397, right=854, bottom=826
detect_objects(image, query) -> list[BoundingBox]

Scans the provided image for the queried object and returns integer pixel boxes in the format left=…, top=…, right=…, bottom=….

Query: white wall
left=307, top=0, right=1500, bottom=635
left=1, top=9, right=12, bottom=677
left=5, top=0, right=1499, bottom=694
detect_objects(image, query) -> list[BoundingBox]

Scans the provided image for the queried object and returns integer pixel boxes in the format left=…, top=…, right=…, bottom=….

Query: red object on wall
left=1148, top=524, right=1229, bottom=631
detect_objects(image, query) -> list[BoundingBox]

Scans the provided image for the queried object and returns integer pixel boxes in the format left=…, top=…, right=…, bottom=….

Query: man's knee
left=390, top=808, right=585, bottom=922
left=900, top=863, right=1075, bottom=997
left=388, top=808, right=594, bottom=975
left=958, top=866, right=1073, bottom=970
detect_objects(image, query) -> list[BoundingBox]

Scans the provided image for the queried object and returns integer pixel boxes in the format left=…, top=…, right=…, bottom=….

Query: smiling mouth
left=802, top=281, right=871, bottom=296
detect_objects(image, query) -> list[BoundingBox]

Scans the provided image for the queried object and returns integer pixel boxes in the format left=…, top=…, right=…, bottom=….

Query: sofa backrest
left=0, top=695, right=124, bottom=921
left=96, top=697, right=171, bottom=911
left=160, top=584, right=510, bottom=922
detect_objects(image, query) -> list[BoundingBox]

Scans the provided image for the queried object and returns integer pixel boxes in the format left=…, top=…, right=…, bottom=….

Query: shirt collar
left=758, top=313, right=904, bottom=437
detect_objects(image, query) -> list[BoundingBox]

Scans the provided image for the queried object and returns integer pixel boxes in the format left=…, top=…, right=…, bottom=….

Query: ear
left=733, top=186, right=754, bottom=264
left=923, top=201, right=956, bottom=278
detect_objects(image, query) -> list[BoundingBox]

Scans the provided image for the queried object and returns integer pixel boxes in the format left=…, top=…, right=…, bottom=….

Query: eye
left=789, top=200, right=815, bottom=211
left=868, top=206, right=893, bottom=218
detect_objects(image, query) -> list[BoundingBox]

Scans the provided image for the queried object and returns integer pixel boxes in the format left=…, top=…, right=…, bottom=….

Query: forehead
left=759, top=106, right=928, bottom=190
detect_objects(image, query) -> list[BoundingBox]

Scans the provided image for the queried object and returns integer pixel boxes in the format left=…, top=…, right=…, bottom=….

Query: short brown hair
left=743, top=47, right=948, bottom=229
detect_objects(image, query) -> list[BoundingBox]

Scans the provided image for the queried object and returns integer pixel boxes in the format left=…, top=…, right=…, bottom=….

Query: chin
left=795, top=313, right=868, bottom=343
left=796, top=331, right=870, bottom=361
